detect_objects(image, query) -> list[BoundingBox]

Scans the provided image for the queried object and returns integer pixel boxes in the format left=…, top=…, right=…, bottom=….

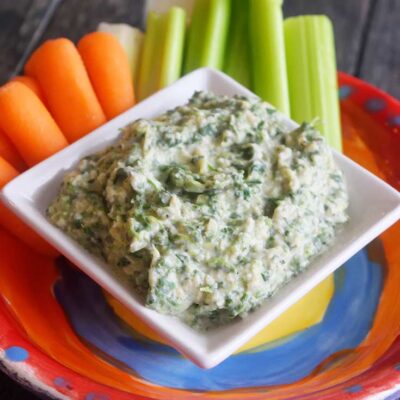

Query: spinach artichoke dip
left=48, top=92, right=349, bottom=330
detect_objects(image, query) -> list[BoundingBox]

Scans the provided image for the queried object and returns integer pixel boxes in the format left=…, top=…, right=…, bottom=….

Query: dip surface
left=48, top=92, right=348, bottom=329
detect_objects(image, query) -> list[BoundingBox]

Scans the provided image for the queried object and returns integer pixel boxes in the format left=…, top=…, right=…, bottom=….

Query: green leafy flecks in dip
left=47, top=92, right=349, bottom=330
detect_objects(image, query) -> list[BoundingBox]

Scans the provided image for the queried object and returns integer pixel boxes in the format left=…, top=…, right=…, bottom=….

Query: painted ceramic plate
left=1, top=72, right=400, bottom=400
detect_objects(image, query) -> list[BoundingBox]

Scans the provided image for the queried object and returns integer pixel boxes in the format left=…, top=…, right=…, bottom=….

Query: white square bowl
left=1, top=68, right=400, bottom=369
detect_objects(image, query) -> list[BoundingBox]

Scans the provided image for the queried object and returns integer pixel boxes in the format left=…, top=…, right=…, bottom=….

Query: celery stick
left=249, top=0, right=290, bottom=115
left=137, top=12, right=163, bottom=100
left=97, top=22, right=144, bottom=86
left=159, top=7, right=186, bottom=88
left=184, top=0, right=208, bottom=72
left=224, top=0, right=251, bottom=87
left=138, top=8, right=187, bottom=100
left=308, top=16, right=342, bottom=151
left=284, top=18, right=313, bottom=124
left=146, top=0, right=195, bottom=20
left=184, top=0, right=231, bottom=73
left=284, top=16, right=342, bottom=151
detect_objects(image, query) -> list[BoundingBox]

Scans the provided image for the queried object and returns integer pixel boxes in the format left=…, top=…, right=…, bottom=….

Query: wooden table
left=0, top=0, right=398, bottom=398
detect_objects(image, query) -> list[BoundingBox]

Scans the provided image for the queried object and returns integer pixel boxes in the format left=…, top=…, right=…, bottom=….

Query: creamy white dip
left=48, top=92, right=349, bottom=329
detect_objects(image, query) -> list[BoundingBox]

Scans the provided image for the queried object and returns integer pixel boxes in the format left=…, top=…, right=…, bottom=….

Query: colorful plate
left=1, top=72, right=400, bottom=400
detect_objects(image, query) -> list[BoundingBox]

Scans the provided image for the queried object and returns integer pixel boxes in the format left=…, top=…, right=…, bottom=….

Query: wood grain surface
left=0, top=0, right=397, bottom=399
left=0, top=0, right=36, bottom=80
left=358, top=0, right=400, bottom=98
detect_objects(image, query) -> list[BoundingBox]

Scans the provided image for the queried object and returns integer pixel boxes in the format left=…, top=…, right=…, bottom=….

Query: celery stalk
left=146, top=0, right=195, bottom=20
left=284, top=16, right=342, bottom=151
left=159, top=7, right=186, bottom=88
left=284, top=18, right=313, bottom=123
left=138, top=8, right=187, bottom=100
left=224, top=0, right=251, bottom=87
left=97, top=22, right=144, bottom=86
left=137, top=12, right=163, bottom=100
left=184, top=0, right=231, bottom=73
left=249, top=0, right=290, bottom=115
left=184, top=0, right=208, bottom=72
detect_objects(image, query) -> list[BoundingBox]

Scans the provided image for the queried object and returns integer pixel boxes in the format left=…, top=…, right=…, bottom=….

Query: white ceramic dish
left=2, top=68, right=400, bottom=369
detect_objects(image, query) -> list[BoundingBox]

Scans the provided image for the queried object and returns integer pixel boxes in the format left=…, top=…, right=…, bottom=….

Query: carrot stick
left=0, top=128, right=26, bottom=171
left=0, top=82, right=68, bottom=166
left=25, top=38, right=106, bottom=142
left=0, top=156, right=57, bottom=257
left=11, top=76, right=45, bottom=103
left=97, top=23, right=144, bottom=87
left=0, top=156, right=18, bottom=186
left=77, top=32, right=135, bottom=120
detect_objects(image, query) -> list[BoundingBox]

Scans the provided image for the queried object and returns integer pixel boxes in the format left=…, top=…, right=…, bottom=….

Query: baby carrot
left=97, top=23, right=144, bottom=87
left=0, top=155, right=18, bottom=186
left=0, top=82, right=68, bottom=166
left=0, top=128, right=26, bottom=171
left=0, top=156, right=57, bottom=257
left=78, top=31, right=135, bottom=120
left=25, top=38, right=106, bottom=142
left=11, top=76, right=45, bottom=103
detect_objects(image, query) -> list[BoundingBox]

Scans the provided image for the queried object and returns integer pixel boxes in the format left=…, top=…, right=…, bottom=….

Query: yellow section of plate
left=105, top=274, right=334, bottom=353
